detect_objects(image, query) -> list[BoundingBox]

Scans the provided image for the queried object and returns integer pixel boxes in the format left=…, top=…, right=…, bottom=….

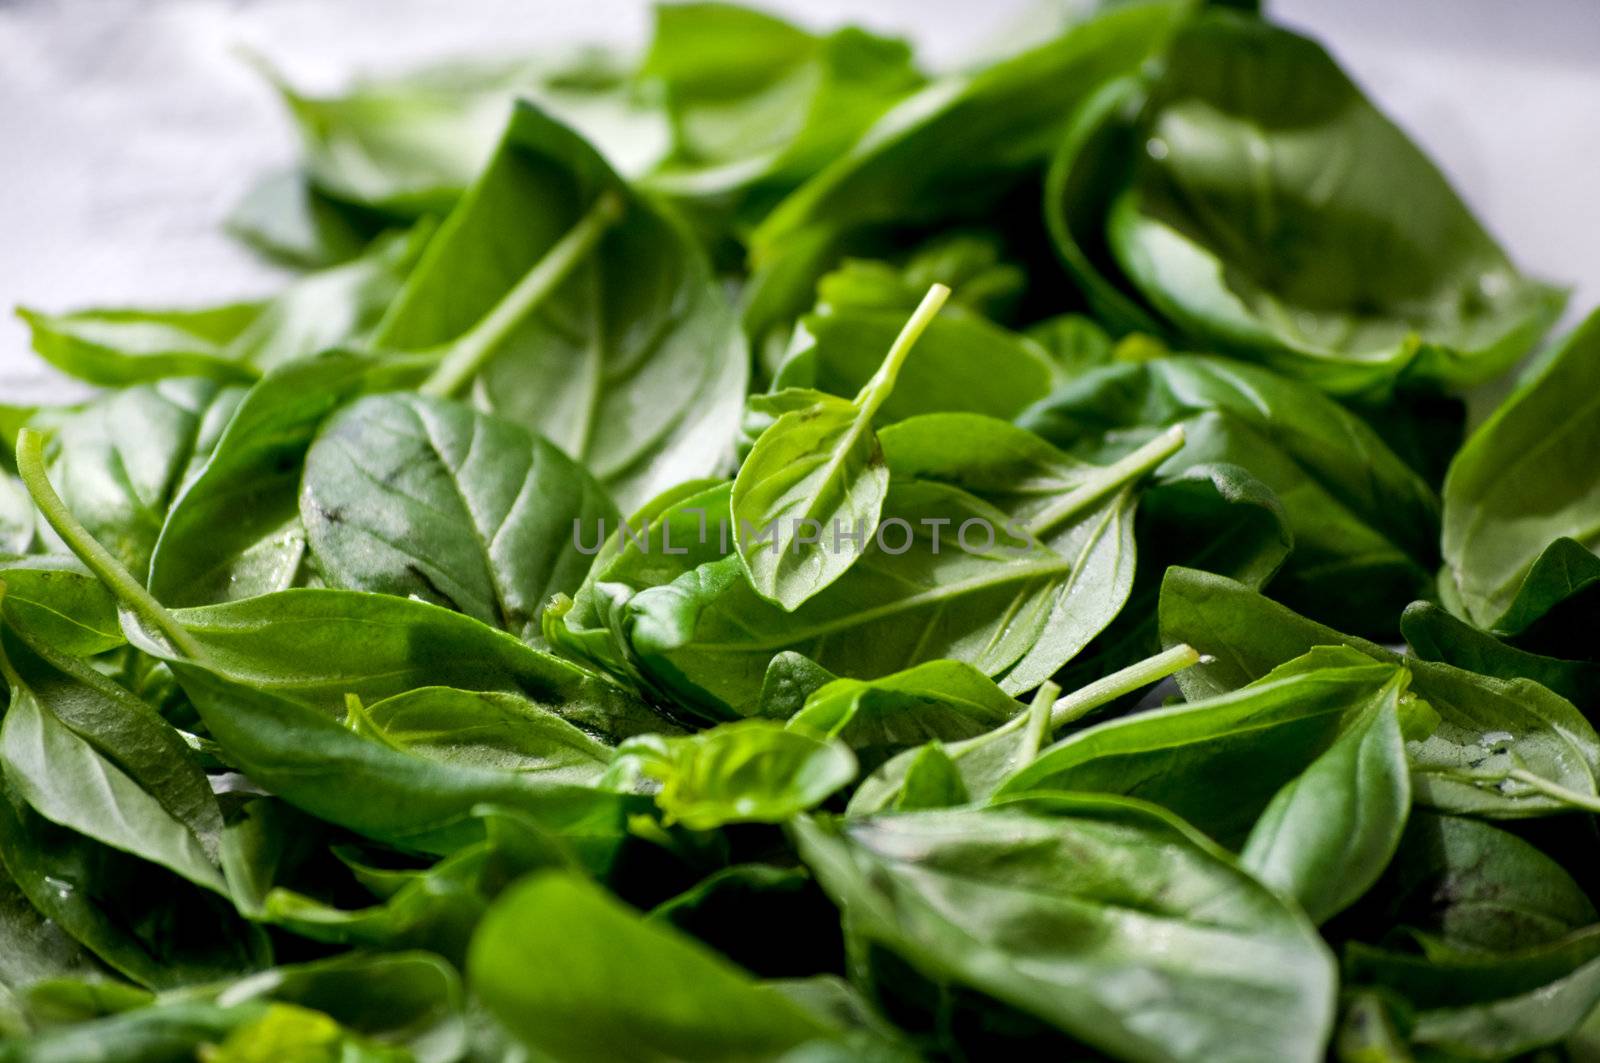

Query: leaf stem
left=420, top=191, right=624, bottom=398
left=1506, top=768, right=1600, bottom=813
left=1032, top=424, right=1186, bottom=537
left=14, top=429, right=206, bottom=661
left=852, top=283, right=951, bottom=420
left=1018, top=680, right=1062, bottom=765
left=1050, top=642, right=1200, bottom=729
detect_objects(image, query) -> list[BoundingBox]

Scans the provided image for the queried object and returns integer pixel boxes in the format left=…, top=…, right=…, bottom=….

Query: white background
left=2, top=0, right=1596, bottom=402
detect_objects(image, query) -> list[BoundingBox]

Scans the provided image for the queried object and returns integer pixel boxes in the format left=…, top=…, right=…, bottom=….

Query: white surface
left=2, top=0, right=1597, bottom=402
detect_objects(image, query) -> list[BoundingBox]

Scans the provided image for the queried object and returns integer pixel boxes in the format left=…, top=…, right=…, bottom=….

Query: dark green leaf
left=792, top=795, right=1336, bottom=1062
left=1159, top=567, right=1600, bottom=817
left=469, top=872, right=839, bottom=1061
left=1095, top=13, right=1563, bottom=393
left=999, top=647, right=1415, bottom=847
left=1019, top=353, right=1439, bottom=635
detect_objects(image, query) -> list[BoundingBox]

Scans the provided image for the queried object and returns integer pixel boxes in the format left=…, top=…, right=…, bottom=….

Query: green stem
left=852, top=283, right=950, bottom=419
left=1507, top=768, right=1600, bottom=813
left=947, top=643, right=1201, bottom=761
left=419, top=191, right=624, bottom=398
left=1050, top=642, right=1200, bottom=729
left=1018, top=680, right=1061, bottom=765
left=14, top=429, right=206, bottom=661
left=1032, top=424, right=1186, bottom=537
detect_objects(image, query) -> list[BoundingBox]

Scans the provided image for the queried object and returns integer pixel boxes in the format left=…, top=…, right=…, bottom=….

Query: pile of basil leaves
left=2, top=2, right=1598, bottom=1060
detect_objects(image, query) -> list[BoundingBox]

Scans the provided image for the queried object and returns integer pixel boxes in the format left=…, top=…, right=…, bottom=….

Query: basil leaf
left=792, top=795, right=1336, bottom=1062
left=0, top=783, right=268, bottom=990
left=149, top=352, right=428, bottom=607
left=788, top=659, right=1021, bottom=772
left=746, top=0, right=1194, bottom=344
left=264, top=49, right=667, bottom=215
left=0, top=556, right=123, bottom=656
left=1091, top=13, right=1563, bottom=394
left=1355, top=812, right=1596, bottom=954
left=770, top=306, right=1061, bottom=429
left=1020, top=353, right=1439, bottom=636
left=1403, top=600, right=1600, bottom=716
left=375, top=102, right=747, bottom=510
left=1159, top=567, right=1600, bottom=817
left=732, top=288, right=945, bottom=609
left=1443, top=310, right=1600, bottom=628
left=225, top=167, right=384, bottom=269
left=469, top=872, right=840, bottom=1061
left=1240, top=690, right=1412, bottom=923
left=46, top=379, right=233, bottom=582
left=353, top=686, right=613, bottom=780
left=642, top=3, right=922, bottom=215
left=17, top=302, right=262, bottom=387
left=999, top=647, right=1414, bottom=847
left=170, top=663, right=634, bottom=866
left=302, top=392, right=617, bottom=639
left=605, top=719, right=856, bottom=830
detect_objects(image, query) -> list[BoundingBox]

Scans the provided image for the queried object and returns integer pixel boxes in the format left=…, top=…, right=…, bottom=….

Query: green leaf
left=228, top=801, right=571, bottom=967
left=0, top=860, right=104, bottom=995
left=196, top=1002, right=409, bottom=1063
left=625, top=482, right=1073, bottom=717
left=792, top=795, right=1336, bottom=1062
left=0, top=626, right=221, bottom=863
left=0, top=472, right=33, bottom=555
left=17, top=302, right=262, bottom=387
left=1158, top=567, right=1600, bottom=817
left=169, top=663, right=634, bottom=864
left=1402, top=600, right=1600, bottom=715
left=1442, top=310, right=1600, bottom=628
left=877, top=413, right=1180, bottom=692
left=1019, top=353, right=1439, bottom=636
left=998, top=647, right=1415, bottom=847
left=301, top=392, right=617, bottom=639
left=788, top=659, right=1021, bottom=772
left=16, top=228, right=424, bottom=388
left=0, top=782, right=268, bottom=990
left=1050, top=461, right=1291, bottom=698
left=746, top=0, right=1194, bottom=344
left=1357, top=812, right=1596, bottom=953
left=149, top=352, right=428, bottom=608
left=848, top=643, right=1201, bottom=815
left=45, top=379, right=233, bottom=582
left=1485, top=535, right=1600, bottom=640
left=223, top=227, right=429, bottom=375
left=769, top=304, right=1061, bottom=430
left=1093, top=13, right=1563, bottom=394
left=0, top=556, right=123, bottom=656
left=132, top=586, right=663, bottom=740
left=468, top=872, right=838, bottom=1061
left=1240, top=691, right=1411, bottom=923
left=374, top=102, right=747, bottom=510
left=224, top=167, right=383, bottom=269
left=355, top=686, right=612, bottom=780
left=1348, top=929, right=1600, bottom=1060
left=9, top=952, right=463, bottom=1063
left=732, top=286, right=946, bottom=609
left=642, top=3, right=923, bottom=210
left=604, top=719, right=856, bottom=830
left=263, top=48, right=667, bottom=214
